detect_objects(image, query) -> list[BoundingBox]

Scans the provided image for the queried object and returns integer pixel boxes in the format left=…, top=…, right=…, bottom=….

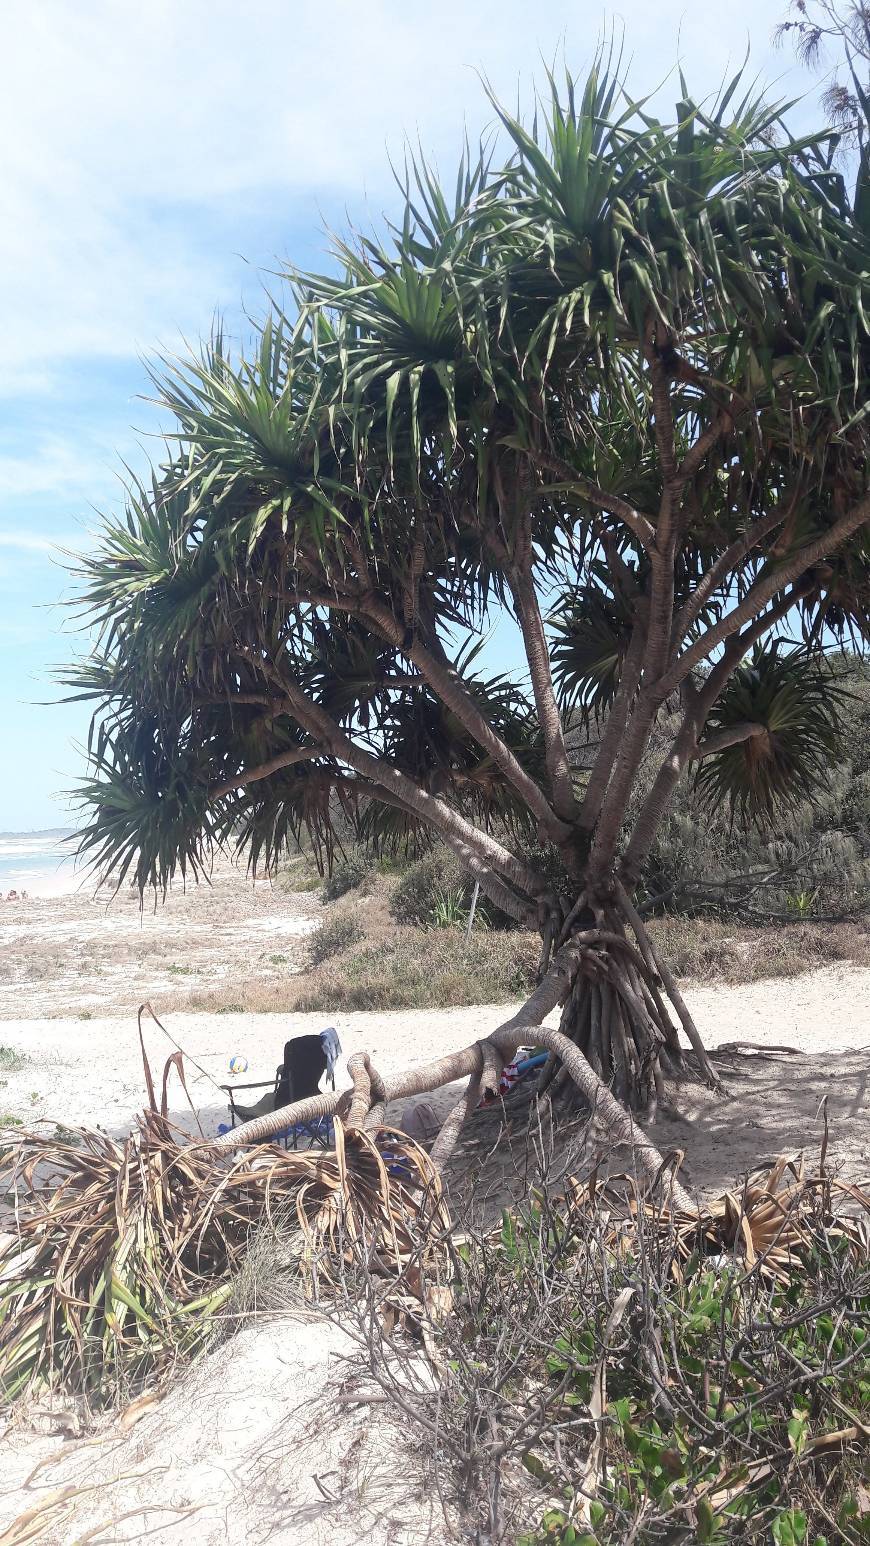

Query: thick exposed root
left=551, top=886, right=721, bottom=1116
left=208, top=941, right=697, bottom=1213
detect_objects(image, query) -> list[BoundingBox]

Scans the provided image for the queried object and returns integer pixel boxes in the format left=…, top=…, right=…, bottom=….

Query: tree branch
left=208, top=747, right=319, bottom=801
left=577, top=606, right=647, bottom=834
left=251, top=667, right=548, bottom=902
left=507, top=560, right=579, bottom=824
left=334, top=776, right=536, bottom=925
left=672, top=504, right=792, bottom=645
left=692, top=722, right=767, bottom=759
left=272, top=583, right=570, bottom=841
left=620, top=588, right=804, bottom=882
left=657, top=492, right=870, bottom=698
left=645, top=320, right=679, bottom=490
left=527, top=448, right=656, bottom=552
left=359, top=595, right=571, bottom=841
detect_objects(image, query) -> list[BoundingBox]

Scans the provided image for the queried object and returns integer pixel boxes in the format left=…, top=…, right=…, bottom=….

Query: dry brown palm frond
left=0, top=1061, right=450, bottom=1412
left=551, top=1153, right=870, bottom=1285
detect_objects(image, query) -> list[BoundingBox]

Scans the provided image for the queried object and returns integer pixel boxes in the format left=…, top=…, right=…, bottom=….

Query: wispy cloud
left=0, top=533, right=57, bottom=553
left=0, top=1, right=793, bottom=392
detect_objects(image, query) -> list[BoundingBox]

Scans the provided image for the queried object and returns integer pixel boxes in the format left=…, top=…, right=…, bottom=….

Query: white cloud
left=0, top=0, right=801, bottom=391
left=0, top=436, right=118, bottom=501
left=0, top=532, right=57, bottom=553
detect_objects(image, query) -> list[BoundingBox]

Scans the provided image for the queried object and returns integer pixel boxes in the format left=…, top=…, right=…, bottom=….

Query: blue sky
left=0, top=0, right=819, bottom=831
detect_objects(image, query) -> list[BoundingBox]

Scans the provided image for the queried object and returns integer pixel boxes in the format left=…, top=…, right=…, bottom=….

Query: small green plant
left=391, top=850, right=467, bottom=928
left=53, top=1124, right=83, bottom=1146
left=278, top=862, right=322, bottom=894
left=0, top=1115, right=23, bottom=1128
left=167, top=963, right=194, bottom=976
left=785, top=889, right=819, bottom=919
left=0, top=1047, right=28, bottom=1074
left=267, top=953, right=288, bottom=965
left=429, top=886, right=471, bottom=930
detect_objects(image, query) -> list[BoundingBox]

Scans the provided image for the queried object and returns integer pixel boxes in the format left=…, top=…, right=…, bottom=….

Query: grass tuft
left=0, top=1047, right=28, bottom=1074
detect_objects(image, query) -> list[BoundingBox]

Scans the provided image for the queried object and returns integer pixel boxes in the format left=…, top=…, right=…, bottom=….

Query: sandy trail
left=0, top=963, right=868, bottom=1192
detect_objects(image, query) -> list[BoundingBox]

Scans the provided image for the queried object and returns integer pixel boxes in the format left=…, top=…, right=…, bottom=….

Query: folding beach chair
left=220, top=1028, right=342, bottom=1149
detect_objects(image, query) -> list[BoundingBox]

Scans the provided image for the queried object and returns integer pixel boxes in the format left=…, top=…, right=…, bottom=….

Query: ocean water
left=0, top=830, right=79, bottom=896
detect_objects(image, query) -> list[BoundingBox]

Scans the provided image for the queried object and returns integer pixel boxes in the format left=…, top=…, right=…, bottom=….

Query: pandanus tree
left=69, top=61, right=870, bottom=1140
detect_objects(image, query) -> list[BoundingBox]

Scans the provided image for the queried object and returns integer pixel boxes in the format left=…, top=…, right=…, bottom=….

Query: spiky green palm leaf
left=549, top=581, right=635, bottom=719
left=693, top=645, right=852, bottom=827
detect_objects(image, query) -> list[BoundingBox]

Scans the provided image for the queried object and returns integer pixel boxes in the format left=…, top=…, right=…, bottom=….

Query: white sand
left=0, top=963, right=868, bottom=1145
left=0, top=1315, right=448, bottom=1545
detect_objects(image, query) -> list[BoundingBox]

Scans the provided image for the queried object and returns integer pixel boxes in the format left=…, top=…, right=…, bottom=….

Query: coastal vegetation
left=3, top=27, right=863, bottom=1543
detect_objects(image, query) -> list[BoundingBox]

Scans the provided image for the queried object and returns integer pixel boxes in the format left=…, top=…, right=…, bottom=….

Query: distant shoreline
left=0, top=827, right=76, bottom=841
left=0, top=830, right=81, bottom=897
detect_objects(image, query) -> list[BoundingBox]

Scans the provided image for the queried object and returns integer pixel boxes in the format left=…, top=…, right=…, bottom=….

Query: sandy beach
left=1, top=864, right=869, bottom=1193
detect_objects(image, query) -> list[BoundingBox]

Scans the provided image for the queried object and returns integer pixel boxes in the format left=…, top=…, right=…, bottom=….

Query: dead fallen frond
left=0, top=1097, right=448, bottom=1410
left=554, top=1152, right=870, bottom=1286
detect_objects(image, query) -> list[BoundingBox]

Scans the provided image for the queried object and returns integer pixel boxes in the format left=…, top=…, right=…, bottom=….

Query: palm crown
left=68, top=60, right=869, bottom=915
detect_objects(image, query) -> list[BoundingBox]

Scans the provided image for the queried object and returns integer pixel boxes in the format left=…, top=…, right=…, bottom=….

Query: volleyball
left=228, top=1055, right=249, bottom=1075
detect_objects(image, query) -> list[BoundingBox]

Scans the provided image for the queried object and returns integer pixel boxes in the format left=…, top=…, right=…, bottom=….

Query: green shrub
left=308, top=912, right=365, bottom=965
left=390, top=850, right=466, bottom=928
left=380, top=1166, right=870, bottom=1544
left=321, top=850, right=371, bottom=902
left=294, top=928, right=538, bottom=1011
left=389, top=846, right=513, bottom=930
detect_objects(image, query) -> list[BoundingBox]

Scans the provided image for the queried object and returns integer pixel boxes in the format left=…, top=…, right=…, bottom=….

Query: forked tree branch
left=657, top=492, right=870, bottom=697
left=526, top=448, right=657, bottom=552
left=208, top=747, right=319, bottom=800
left=248, top=667, right=549, bottom=903
left=271, top=581, right=570, bottom=840
left=577, top=608, right=648, bottom=833
left=672, top=504, right=792, bottom=645
left=620, top=588, right=804, bottom=882
left=359, top=594, right=572, bottom=841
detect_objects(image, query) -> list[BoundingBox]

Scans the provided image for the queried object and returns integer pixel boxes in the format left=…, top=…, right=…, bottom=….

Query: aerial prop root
left=547, top=884, right=721, bottom=1116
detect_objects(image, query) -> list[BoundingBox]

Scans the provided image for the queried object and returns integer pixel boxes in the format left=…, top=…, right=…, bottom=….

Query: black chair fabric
left=274, top=1034, right=328, bottom=1109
